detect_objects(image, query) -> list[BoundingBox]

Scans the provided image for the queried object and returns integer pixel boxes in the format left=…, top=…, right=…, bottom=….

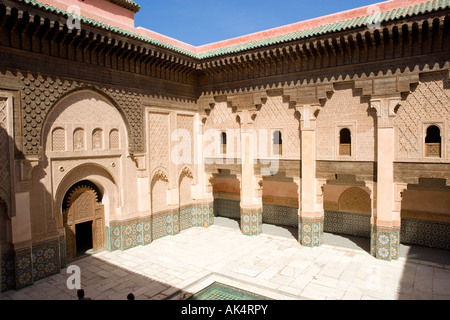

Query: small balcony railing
left=425, top=143, right=441, bottom=158
left=339, top=143, right=351, bottom=156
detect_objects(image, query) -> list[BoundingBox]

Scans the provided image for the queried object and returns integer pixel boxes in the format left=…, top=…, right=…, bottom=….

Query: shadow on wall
left=1, top=123, right=22, bottom=292
left=395, top=179, right=450, bottom=300
left=0, top=121, right=71, bottom=293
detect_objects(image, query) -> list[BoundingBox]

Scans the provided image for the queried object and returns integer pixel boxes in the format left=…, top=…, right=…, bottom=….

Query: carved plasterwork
left=394, top=72, right=450, bottom=161
left=0, top=98, right=11, bottom=215
left=370, top=95, right=402, bottom=128
left=338, top=187, right=371, bottom=214
left=20, top=74, right=142, bottom=155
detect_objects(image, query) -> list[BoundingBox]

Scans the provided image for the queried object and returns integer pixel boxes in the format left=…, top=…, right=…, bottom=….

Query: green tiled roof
left=197, top=0, right=450, bottom=59
left=106, top=0, right=140, bottom=13
left=17, top=0, right=198, bottom=57
left=12, top=0, right=450, bottom=60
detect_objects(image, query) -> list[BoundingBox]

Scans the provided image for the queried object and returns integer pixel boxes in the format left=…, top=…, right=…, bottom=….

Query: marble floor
left=1, top=219, right=449, bottom=300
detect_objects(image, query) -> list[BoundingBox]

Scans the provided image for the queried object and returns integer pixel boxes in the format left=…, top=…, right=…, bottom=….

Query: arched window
left=273, top=130, right=282, bottom=156
left=425, top=125, right=441, bottom=157
left=92, top=128, right=103, bottom=150
left=73, top=128, right=85, bottom=151
left=339, top=128, right=352, bottom=156
left=52, top=128, right=66, bottom=151
left=109, top=129, right=120, bottom=149
left=221, top=132, right=227, bottom=155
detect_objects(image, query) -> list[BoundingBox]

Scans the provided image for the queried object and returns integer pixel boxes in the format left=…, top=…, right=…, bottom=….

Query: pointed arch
left=54, top=163, right=118, bottom=229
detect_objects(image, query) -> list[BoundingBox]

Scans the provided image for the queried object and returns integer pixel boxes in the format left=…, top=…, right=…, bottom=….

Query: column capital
left=370, top=95, right=402, bottom=127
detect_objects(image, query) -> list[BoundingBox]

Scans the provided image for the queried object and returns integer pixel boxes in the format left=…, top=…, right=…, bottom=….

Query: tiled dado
left=371, top=225, right=400, bottom=261
left=107, top=202, right=214, bottom=252
left=299, top=217, right=324, bottom=247
left=324, top=210, right=371, bottom=238
left=401, top=218, right=450, bottom=250
left=1, top=250, right=15, bottom=292
left=262, top=203, right=298, bottom=227
left=214, top=198, right=241, bottom=219
left=241, top=207, right=263, bottom=236
left=215, top=198, right=299, bottom=228
left=1, top=237, right=64, bottom=292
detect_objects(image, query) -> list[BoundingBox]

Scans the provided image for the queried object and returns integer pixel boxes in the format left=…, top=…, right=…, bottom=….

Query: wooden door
left=64, top=185, right=104, bottom=260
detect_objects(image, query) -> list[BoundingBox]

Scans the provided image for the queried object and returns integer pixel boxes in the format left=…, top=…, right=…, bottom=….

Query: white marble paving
left=1, top=224, right=449, bottom=300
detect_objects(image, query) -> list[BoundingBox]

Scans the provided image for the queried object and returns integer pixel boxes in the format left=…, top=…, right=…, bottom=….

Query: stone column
left=239, top=110, right=263, bottom=236
left=370, top=95, right=402, bottom=261
left=298, top=105, right=324, bottom=247
left=193, top=114, right=214, bottom=228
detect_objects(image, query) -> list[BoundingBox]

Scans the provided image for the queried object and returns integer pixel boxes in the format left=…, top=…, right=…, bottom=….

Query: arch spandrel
left=19, top=73, right=142, bottom=155
left=42, top=89, right=128, bottom=153
left=54, top=163, right=119, bottom=229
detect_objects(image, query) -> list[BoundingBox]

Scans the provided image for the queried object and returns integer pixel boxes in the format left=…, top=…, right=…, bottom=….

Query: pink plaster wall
left=38, top=0, right=136, bottom=29
left=402, top=190, right=450, bottom=215
left=212, top=177, right=240, bottom=194
left=196, top=0, right=430, bottom=54
left=262, top=181, right=298, bottom=199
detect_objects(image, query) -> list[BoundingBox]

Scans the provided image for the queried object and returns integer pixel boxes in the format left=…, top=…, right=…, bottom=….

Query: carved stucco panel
left=394, top=72, right=450, bottom=161
left=316, top=83, right=375, bottom=161
left=149, top=112, right=170, bottom=169
left=0, top=98, right=10, bottom=205
left=20, top=74, right=143, bottom=155
left=253, top=94, right=300, bottom=158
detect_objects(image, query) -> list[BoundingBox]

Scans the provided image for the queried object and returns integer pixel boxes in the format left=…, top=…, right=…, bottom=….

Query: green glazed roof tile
left=12, top=0, right=450, bottom=60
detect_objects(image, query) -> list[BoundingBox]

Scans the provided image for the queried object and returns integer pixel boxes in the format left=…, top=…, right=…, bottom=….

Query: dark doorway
left=75, top=221, right=93, bottom=257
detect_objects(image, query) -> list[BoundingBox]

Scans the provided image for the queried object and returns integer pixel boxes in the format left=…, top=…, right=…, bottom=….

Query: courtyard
left=1, top=218, right=449, bottom=301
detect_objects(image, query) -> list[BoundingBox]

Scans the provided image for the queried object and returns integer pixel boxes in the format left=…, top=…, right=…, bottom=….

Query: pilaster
left=298, top=104, right=325, bottom=247
left=370, top=95, right=402, bottom=260
left=236, top=106, right=263, bottom=236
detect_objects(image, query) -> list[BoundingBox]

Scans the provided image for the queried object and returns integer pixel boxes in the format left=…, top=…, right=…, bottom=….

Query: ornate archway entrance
left=63, top=182, right=105, bottom=260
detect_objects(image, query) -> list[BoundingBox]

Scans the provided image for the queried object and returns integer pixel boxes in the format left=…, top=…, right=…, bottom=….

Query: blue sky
left=134, top=0, right=381, bottom=46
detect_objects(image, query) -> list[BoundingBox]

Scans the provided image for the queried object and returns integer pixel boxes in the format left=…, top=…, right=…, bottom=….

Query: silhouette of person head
left=127, top=293, right=135, bottom=300
left=77, top=289, right=92, bottom=300
left=77, top=289, right=85, bottom=300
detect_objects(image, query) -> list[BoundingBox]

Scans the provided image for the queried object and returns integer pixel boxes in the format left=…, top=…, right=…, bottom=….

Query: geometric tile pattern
left=1, top=236, right=65, bottom=292
left=401, top=218, right=450, bottom=250
left=122, top=220, right=144, bottom=251
left=214, top=198, right=241, bottom=219
left=299, top=217, right=324, bottom=248
left=262, top=203, right=298, bottom=227
left=188, top=282, right=273, bottom=300
left=324, top=210, right=371, bottom=238
left=32, top=239, right=60, bottom=282
left=371, top=225, right=400, bottom=261
left=241, top=207, right=263, bottom=236
left=107, top=202, right=214, bottom=252
left=13, top=247, right=33, bottom=290
left=152, top=209, right=179, bottom=241
left=1, top=250, right=15, bottom=292
left=59, top=235, right=66, bottom=269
